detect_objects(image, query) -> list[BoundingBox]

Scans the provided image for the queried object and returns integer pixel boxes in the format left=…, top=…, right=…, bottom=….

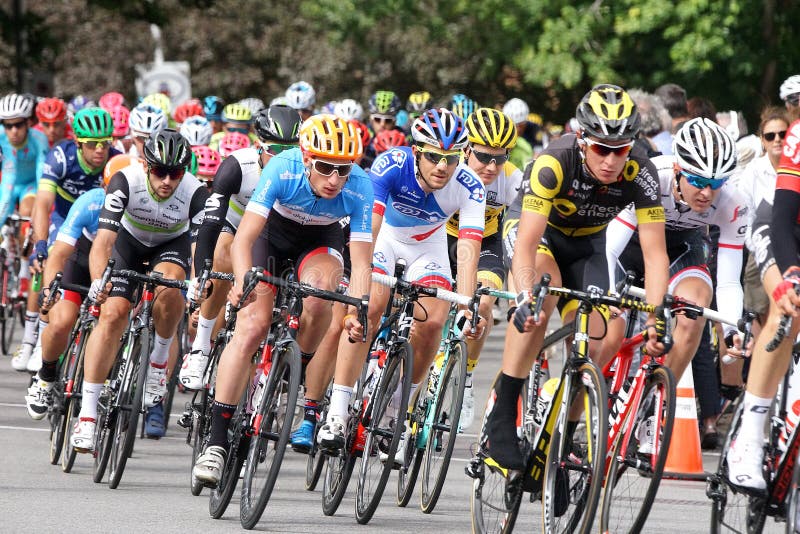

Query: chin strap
left=673, top=173, right=692, bottom=212
left=414, top=151, right=435, bottom=192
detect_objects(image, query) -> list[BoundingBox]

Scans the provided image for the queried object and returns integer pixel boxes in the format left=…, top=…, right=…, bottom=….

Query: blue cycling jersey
left=55, top=187, right=104, bottom=246
left=40, top=140, right=120, bottom=219
left=0, top=130, right=48, bottom=222
left=246, top=147, right=374, bottom=243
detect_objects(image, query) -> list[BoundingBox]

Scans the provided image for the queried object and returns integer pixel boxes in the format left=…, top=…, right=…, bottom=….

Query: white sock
left=737, top=392, right=771, bottom=443
left=22, top=311, right=38, bottom=345
left=191, top=314, right=216, bottom=355
left=35, top=319, right=47, bottom=350
left=465, top=372, right=473, bottom=388
left=329, top=384, right=353, bottom=419
left=19, top=258, right=29, bottom=280
left=150, top=333, right=172, bottom=367
left=79, top=381, right=104, bottom=420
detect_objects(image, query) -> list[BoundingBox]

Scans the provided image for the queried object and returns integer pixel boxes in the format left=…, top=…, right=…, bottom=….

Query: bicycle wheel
left=61, top=325, right=90, bottom=472
left=0, top=303, right=8, bottom=355
left=322, top=379, right=364, bottom=516
left=542, top=360, right=608, bottom=534
left=470, top=371, right=525, bottom=534
left=397, top=385, right=424, bottom=507
left=92, top=386, right=115, bottom=483
left=788, top=451, right=800, bottom=534
left=49, top=379, right=68, bottom=465
left=209, top=398, right=249, bottom=519
left=239, top=341, right=301, bottom=530
left=162, top=314, right=189, bottom=430
left=355, top=340, right=413, bottom=524
left=421, top=339, right=467, bottom=513
left=108, top=332, right=149, bottom=489
left=305, top=441, right=326, bottom=492
left=600, top=365, right=676, bottom=533
left=189, top=388, right=210, bottom=496
left=52, top=326, right=85, bottom=466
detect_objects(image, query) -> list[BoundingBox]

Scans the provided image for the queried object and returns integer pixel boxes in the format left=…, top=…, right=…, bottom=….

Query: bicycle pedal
left=177, top=413, right=192, bottom=429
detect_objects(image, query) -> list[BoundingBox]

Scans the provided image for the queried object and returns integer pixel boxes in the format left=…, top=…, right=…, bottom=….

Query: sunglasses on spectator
left=263, top=143, right=296, bottom=155
left=79, top=138, right=113, bottom=150
left=371, top=115, right=395, bottom=124
left=470, top=147, right=509, bottom=166
left=312, top=159, right=352, bottom=177
left=763, top=130, right=787, bottom=142
left=418, top=147, right=461, bottom=166
left=582, top=136, right=635, bottom=157
left=3, top=120, right=27, bottom=130
left=680, top=170, right=727, bottom=190
left=149, top=165, right=186, bottom=181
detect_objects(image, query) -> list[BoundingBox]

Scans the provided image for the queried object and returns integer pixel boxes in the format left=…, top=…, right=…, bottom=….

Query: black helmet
left=254, top=105, right=301, bottom=143
left=575, top=84, right=640, bottom=141
left=143, top=128, right=192, bottom=170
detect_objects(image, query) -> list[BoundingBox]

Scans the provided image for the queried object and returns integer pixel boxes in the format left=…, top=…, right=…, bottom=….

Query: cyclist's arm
left=605, top=206, right=637, bottom=289
left=91, top=172, right=128, bottom=279
left=637, top=220, right=668, bottom=314
left=33, top=147, right=64, bottom=244
left=43, top=240, right=73, bottom=286
left=193, top=157, right=241, bottom=269
left=715, top=196, right=747, bottom=336
left=511, top=159, right=553, bottom=292
left=771, top=187, right=800, bottom=274
left=455, top=179, right=486, bottom=300
left=229, top=210, right=262, bottom=286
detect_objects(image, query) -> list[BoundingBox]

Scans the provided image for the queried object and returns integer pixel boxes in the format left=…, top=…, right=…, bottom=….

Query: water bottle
left=534, top=378, right=560, bottom=427
left=364, top=348, right=385, bottom=399
left=32, top=272, right=42, bottom=293
left=428, top=350, right=445, bottom=395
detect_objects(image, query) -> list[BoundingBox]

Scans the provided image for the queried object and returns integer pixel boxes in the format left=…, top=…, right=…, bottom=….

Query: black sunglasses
left=3, top=120, right=27, bottom=130
left=470, top=148, right=509, bottom=166
left=763, top=130, right=787, bottom=142
left=149, top=166, right=186, bottom=180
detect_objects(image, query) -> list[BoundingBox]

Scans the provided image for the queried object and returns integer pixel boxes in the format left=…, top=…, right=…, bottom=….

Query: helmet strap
left=413, top=150, right=436, bottom=193
left=672, top=171, right=692, bottom=213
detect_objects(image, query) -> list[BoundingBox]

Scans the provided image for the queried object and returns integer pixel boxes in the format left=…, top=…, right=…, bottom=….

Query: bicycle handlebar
left=626, top=285, right=740, bottom=327
left=371, top=272, right=471, bottom=307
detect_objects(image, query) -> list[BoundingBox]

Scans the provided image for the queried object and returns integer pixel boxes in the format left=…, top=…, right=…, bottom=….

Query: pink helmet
left=191, top=145, right=222, bottom=178
left=109, top=105, right=130, bottom=137
left=218, top=131, right=251, bottom=156
left=99, top=91, right=125, bottom=111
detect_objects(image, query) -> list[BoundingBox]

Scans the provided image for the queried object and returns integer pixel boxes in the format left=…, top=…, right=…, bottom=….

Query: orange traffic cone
left=663, top=366, right=707, bottom=480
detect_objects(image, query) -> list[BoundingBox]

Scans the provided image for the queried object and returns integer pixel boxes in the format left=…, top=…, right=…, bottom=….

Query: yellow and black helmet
left=465, top=108, right=517, bottom=149
left=575, top=84, right=640, bottom=141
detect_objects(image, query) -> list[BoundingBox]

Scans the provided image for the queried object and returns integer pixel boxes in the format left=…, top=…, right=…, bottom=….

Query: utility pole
left=13, top=0, right=23, bottom=92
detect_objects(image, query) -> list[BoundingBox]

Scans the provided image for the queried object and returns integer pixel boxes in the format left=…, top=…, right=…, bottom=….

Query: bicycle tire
left=49, top=379, right=69, bottom=466
left=305, top=443, right=326, bottom=492
left=322, top=378, right=364, bottom=515
left=355, top=340, right=413, bottom=524
left=787, top=450, right=800, bottom=534
left=190, top=388, right=210, bottom=496
left=163, top=314, right=189, bottom=431
left=0, top=303, right=8, bottom=355
left=470, top=371, right=525, bottom=534
left=209, top=397, right=249, bottom=519
left=92, top=387, right=114, bottom=483
left=51, top=325, right=86, bottom=465
left=542, top=360, right=608, bottom=534
left=397, top=386, right=424, bottom=507
left=239, top=340, right=301, bottom=530
left=421, top=340, right=467, bottom=513
left=62, top=322, right=91, bottom=473
left=4, top=298, right=22, bottom=354
left=600, top=365, right=676, bottom=533
left=108, top=332, right=149, bottom=489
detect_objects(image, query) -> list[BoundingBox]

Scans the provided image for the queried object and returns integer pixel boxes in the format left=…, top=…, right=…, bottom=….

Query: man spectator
left=655, top=83, right=691, bottom=136
left=629, top=88, right=671, bottom=156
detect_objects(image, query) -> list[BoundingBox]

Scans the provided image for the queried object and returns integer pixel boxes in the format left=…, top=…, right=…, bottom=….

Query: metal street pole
left=13, top=0, right=23, bottom=92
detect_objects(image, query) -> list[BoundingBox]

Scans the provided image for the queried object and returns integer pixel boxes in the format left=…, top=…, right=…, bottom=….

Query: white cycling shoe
left=11, top=342, right=34, bottom=371
left=179, top=349, right=208, bottom=391
left=144, top=364, right=167, bottom=408
left=726, top=436, right=766, bottom=492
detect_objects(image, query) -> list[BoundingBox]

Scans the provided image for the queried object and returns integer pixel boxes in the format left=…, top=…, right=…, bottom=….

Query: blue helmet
left=450, top=94, right=477, bottom=120
left=203, top=95, right=225, bottom=121
left=411, top=108, right=468, bottom=151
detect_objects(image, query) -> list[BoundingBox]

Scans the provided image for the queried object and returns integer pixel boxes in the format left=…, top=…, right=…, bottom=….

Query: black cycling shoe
left=486, top=412, right=525, bottom=471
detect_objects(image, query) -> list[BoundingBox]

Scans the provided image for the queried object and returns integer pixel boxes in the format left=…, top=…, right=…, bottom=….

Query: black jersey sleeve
left=193, top=157, right=244, bottom=267
left=771, top=188, right=800, bottom=273
left=97, top=172, right=130, bottom=233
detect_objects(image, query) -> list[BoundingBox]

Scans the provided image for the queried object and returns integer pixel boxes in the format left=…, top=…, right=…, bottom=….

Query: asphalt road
left=0, top=320, right=785, bottom=533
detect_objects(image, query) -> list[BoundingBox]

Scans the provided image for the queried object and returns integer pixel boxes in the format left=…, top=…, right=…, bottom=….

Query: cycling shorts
left=60, top=236, right=91, bottom=305
left=448, top=230, right=505, bottom=289
left=372, top=226, right=452, bottom=290
left=109, top=228, right=191, bottom=301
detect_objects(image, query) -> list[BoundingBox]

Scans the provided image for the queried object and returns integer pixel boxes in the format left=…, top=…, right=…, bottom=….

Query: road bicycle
left=0, top=213, right=31, bottom=355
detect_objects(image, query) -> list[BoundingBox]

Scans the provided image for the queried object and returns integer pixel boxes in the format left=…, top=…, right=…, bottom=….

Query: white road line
left=0, top=402, right=25, bottom=407
left=0, top=425, right=49, bottom=432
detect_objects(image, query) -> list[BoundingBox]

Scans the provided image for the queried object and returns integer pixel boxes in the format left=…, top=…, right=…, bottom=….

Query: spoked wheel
left=0, top=302, right=11, bottom=356
left=600, top=365, right=676, bottom=533
left=397, top=386, right=424, bottom=507
left=209, top=399, right=249, bottom=519
left=787, top=450, right=800, bottom=534
left=542, top=361, right=608, bottom=534
left=58, top=327, right=89, bottom=471
left=92, top=389, right=115, bottom=483
left=61, top=394, right=81, bottom=473
left=355, top=340, right=413, bottom=524
left=421, top=340, right=467, bottom=513
left=322, top=379, right=364, bottom=516
left=470, top=371, right=525, bottom=534
left=189, top=389, right=210, bottom=496
left=305, top=438, right=326, bottom=492
left=108, top=336, right=148, bottom=490
left=239, top=341, right=301, bottom=530
left=48, top=381, right=68, bottom=465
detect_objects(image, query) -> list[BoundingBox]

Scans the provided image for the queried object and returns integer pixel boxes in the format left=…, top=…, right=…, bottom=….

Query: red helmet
left=173, top=99, right=204, bottom=124
left=99, top=91, right=125, bottom=111
left=373, top=129, right=408, bottom=154
left=36, top=98, right=67, bottom=122
left=109, top=105, right=130, bottom=137
left=191, top=145, right=222, bottom=178
left=349, top=120, right=371, bottom=151
left=218, top=131, right=251, bottom=157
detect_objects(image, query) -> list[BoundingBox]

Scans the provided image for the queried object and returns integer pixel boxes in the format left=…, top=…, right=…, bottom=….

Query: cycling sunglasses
left=470, top=147, right=509, bottom=166
left=418, top=147, right=461, bottom=166
left=787, top=94, right=800, bottom=106
left=371, top=115, right=395, bottom=125
left=78, top=138, right=113, bottom=150
left=312, top=159, right=352, bottom=177
left=679, top=170, right=727, bottom=190
left=763, top=130, right=787, bottom=142
left=149, top=165, right=186, bottom=181
left=262, top=143, right=296, bottom=155
left=583, top=137, right=634, bottom=157
left=226, top=126, right=250, bottom=134
left=3, top=120, right=27, bottom=130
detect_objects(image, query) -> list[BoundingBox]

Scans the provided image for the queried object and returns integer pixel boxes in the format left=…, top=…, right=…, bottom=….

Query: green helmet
left=73, top=107, right=114, bottom=139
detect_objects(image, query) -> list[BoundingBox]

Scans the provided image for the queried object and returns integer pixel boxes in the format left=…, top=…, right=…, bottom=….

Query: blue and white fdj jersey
left=56, top=187, right=105, bottom=246
left=370, top=146, right=486, bottom=243
left=245, top=147, right=374, bottom=243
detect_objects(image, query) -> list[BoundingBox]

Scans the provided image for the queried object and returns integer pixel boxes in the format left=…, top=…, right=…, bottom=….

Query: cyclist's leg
left=192, top=230, right=233, bottom=355
left=664, top=274, right=712, bottom=381
left=295, top=247, right=344, bottom=353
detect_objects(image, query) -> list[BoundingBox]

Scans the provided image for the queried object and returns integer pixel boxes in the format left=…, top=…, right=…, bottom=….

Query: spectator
left=718, top=110, right=762, bottom=174
left=629, top=88, right=671, bottom=156
left=655, top=83, right=690, bottom=134
left=501, top=98, right=534, bottom=170
left=687, top=96, right=717, bottom=121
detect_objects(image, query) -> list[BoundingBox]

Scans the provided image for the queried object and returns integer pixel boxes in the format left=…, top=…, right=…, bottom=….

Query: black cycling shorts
left=62, top=235, right=91, bottom=288
left=616, top=228, right=709, bottom=288
left=448, top=230, right=506, bottom=289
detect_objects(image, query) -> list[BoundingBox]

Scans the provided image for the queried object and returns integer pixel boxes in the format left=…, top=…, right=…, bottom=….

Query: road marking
left=0, top=402, right=25, bottom=407
left=0, top=424, right=48, bottom=432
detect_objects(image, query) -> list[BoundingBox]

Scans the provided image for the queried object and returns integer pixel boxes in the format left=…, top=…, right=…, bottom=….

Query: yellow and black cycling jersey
left=446, top=160, right=523, bottom=238
left=521, top=133, right=664, bottom=236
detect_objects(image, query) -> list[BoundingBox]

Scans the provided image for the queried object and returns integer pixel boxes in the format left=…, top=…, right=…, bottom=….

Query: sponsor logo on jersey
left=729, top=205, right=747, bottom=223
left=391, top=201, right=446, bottom=222
left=204, top=193, right=223, bottom=211
left=373, top=251, right=387, bottom=263
left=370, top=150, right=405, bottom=177
left=104, top=190, right=127, bottom=213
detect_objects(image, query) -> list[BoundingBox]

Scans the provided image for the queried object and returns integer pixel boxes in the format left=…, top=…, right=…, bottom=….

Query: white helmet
left=180, top=116, right=213, bottom=146
left=270, top=96, right=289, bottom=106
left=334, top=98, right=363, bottom=121
left=0, top=93, right=34, bottom=120
left=779, top=75, right=800, bottom=102
left=502, top=98, right=529, bottom=125
left=285, top=81, right=316, bottom=110
left=673, top=117, right=737, bottom=179
left=238, top=97, right=265, bottom=115
left=129, top=103, right=167, bottom=136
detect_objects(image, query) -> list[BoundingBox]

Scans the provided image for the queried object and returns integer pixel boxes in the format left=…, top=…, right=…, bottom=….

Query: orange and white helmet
left=103, top=154, right=143, bottom=186
left=299, top=114, right=363, bottom=161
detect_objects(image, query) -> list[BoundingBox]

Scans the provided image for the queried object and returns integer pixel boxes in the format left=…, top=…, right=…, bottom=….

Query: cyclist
left=180, top=116, right=214, bottom=147
left=209, top=103, right=254, bottom=151
left=606, top=117, right=747, bottom=384
left=502, top=98, right=535, bottom=170
left=316, top=108, right=487, bottom=459
left=447, top=108, right=522, bottom=430
left=109, top=105, right=132, bottom=154
left=334, top=98, right=364, bottom=122
left=450, top=93, right=478, bottom=121
left=172, top=98, right=204, bottom=125
left=372, top=129, right=408, bottom=155
left=70, top=130, right=208, bottom=452
left=180, top=105, right=302, bottom=390
left=24, top=155, right=131, bottom=419
left=726, top=92, right=800, bottom=492
left=363, top=90, right=403, bottom=169
left=285, top=81, right=316, bottom=122
left=142, top=93, right=172, bottom=122
left=217, top=131, right=251, bottom=157
left=406, top=91, right=433, bottom=124
left=98, top=91, right=125, bottom=111
left=190, top=145, right=222, bottom=190
left=34, top=98, right=72, bottom=147
left=128, top=103, right=167, bottom=158
left=203, top=95, right=226, bottom=134
left=487, top=84, right=669, bottom=470
left=192, top=114, right=372, bottom=486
